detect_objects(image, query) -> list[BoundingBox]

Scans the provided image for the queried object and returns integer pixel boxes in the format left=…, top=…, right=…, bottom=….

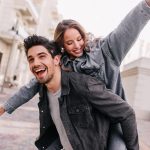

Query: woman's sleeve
left=3, top=78, right=40, bottom=114
left=101, top=0, right=150, bottom=66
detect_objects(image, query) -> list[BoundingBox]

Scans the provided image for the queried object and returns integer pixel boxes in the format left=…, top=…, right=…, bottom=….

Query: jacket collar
left=61, top=69, right=70, bottom=96
left=39, top=83, right=47, bottom=98
left=38, top=69, right=70, bottom=97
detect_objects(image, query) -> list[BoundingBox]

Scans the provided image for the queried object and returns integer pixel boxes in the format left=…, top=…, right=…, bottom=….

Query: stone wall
left=121, top=57, right=150, bottom=120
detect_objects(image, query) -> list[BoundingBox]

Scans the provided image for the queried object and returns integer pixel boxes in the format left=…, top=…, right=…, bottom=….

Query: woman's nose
left=74, top=41, right=80, bottom=49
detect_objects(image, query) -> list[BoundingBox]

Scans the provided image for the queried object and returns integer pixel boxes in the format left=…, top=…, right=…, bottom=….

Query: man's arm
left=3, top=78, right=40, bottom=114
left=85, top=77, right=138, bottom=150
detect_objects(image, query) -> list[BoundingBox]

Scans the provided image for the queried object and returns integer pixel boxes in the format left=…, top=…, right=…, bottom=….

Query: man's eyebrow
left=27, top=52, right=48, bottom=59
left=37, top=52, right=48, bottom=56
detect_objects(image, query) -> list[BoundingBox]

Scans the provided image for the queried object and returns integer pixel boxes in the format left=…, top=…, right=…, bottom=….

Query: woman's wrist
left=0, top=106, right=5, bottom=116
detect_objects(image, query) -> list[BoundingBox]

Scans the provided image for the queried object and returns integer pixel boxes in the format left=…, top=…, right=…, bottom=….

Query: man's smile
left=33, top=66, right=47, bottom=79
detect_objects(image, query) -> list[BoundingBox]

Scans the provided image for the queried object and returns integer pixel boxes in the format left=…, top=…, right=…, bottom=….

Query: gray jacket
left=4, top=0, right=150, bottom=114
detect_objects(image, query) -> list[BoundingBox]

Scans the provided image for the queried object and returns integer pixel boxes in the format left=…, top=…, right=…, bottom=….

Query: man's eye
left=39, top=55, right=46, bottom=58
left=28, top=58, right=34, bottom=63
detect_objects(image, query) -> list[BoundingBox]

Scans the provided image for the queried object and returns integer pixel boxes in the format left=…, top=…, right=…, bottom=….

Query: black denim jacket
left=35, top=70, right=139, bottom=150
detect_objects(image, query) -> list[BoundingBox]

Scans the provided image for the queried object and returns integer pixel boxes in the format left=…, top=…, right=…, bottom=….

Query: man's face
left=27, top=45, right=58, bottom=84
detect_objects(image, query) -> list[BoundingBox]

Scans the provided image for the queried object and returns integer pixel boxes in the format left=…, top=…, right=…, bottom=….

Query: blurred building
left=0, top=0, right=149, bottom=121
left=0, top=0, right=61, bottom=88
left=121, top=38, right=150, bottom=120
left=36, top=0, right=62, bottom=39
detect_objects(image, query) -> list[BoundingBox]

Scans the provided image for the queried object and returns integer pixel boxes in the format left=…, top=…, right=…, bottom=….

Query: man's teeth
left=34, top=68, right=46, bottom=72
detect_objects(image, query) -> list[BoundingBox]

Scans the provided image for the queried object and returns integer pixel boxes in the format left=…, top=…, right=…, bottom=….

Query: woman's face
left=63, top=28, right=85, bottom=59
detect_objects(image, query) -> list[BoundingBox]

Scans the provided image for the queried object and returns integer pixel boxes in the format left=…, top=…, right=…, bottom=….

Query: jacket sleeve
left=86, top=77, right=139, bottom=150
left=101, top=0, right=150, bottom=66
left=3, top=78, right=40, bottom=114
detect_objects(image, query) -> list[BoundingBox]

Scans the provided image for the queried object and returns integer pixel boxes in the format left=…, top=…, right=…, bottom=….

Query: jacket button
left=42, top=146, right=45, bottom=149
left=41, top=110, right=44, bottom=113
left=43, top=126, right=45, bottom=129
left=76, top=109, right=79, bottom=112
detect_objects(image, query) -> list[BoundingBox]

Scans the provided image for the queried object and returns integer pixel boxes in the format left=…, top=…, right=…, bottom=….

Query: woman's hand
left=146, top=0, right=150, bottom=6
left=0, top=106, right=5, bottom=116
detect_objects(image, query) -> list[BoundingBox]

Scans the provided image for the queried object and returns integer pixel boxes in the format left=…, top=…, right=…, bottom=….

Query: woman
left=1, top=0, right=150, bottom=149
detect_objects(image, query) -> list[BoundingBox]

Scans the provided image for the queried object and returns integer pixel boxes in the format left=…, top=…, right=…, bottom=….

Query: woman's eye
left=66, top=41, right=73, bottom=45
left=77, top=37, right=82, bottom=41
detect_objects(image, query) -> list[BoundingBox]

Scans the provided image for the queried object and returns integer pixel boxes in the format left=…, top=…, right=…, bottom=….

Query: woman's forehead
left=64, top=28, right=81, bottom=39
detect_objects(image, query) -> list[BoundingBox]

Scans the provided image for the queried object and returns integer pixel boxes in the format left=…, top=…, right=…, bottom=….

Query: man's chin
left=36, top=78, right=50, bottom=84
left=36, top=78, right=46, bottom=84
left=38, top=81, right=45, bottom=84
left=35, top=75, right=52, bottom=85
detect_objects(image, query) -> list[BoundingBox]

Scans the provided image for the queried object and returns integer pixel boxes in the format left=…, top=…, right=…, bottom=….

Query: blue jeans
left=107, top=124, right=127, bottom=150
left=46, top=124, right=127, bottom=150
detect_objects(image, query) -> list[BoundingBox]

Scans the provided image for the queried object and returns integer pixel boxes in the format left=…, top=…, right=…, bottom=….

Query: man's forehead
left=27, top=45, right=49, bottom=56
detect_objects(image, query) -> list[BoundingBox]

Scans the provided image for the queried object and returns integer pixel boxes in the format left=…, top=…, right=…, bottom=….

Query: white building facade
left=0, top=0, right=61, bottom=90
left=121, top=28, right=150, bottom=120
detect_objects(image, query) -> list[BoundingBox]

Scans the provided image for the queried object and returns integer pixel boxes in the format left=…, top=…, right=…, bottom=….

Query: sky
left=57, top=0, right=150, bottom=63
left=57, top=0, right=150, bottom=40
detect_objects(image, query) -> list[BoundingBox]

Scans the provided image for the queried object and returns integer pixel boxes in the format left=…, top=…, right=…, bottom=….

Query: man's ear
left=54, top=55, right=61, bottom=65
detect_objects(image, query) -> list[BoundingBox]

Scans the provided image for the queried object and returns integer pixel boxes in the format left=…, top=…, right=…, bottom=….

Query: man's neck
left=46, top=68, right=61, bottom=93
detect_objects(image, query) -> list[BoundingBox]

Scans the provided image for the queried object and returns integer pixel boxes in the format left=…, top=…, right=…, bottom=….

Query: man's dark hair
left=24, top=35, right=61, bottom=58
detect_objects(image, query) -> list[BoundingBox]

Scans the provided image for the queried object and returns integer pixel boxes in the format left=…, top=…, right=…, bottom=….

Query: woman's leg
left=107, top=123, right=127, bottom=150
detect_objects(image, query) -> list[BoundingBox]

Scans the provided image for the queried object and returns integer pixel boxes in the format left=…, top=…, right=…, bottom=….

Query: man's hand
left=0, top=106, right=5, bottom=116
left=146, top=0, right=150, bottom=7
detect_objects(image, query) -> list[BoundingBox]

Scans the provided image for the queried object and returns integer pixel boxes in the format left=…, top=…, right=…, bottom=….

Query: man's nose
left=33, top=58, right=40, bottom=66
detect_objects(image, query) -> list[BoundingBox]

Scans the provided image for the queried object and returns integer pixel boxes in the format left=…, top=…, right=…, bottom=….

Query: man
left=22, top=35, right=139, bottom=150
